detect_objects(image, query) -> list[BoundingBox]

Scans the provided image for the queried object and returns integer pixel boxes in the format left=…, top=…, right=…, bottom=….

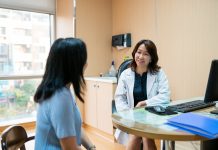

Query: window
left=0, top=8, right=54, bottom=126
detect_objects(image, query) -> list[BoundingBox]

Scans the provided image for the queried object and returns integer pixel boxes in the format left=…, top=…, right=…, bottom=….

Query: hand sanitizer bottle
left=109, top=61, right=117, bottom=77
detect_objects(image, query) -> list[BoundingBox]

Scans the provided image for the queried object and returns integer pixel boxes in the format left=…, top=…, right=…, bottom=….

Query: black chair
left=112, top=99, right=117, bottom=114
left=116, top=59, right=133, bottom=82
left=112, top=59, right=132, bottom=143
left=112, top=59, right=145, bottom=150
left=112, top=59, right=132, bottom=114
left=1, top=125, right=35, bottom=150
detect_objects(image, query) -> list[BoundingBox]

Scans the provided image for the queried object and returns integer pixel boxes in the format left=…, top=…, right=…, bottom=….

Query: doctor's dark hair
left=34, top=38, right=87, bottom=103
left=131, top=39, right=160, bottom=74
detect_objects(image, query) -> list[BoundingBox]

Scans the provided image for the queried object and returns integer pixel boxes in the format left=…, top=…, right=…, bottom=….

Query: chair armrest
left=25, top=136, right=35, bottom=142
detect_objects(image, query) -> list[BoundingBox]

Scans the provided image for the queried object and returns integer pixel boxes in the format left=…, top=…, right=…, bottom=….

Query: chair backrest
left=1, top=125, right=35, bottom=150
left=112, top=99, right=117, bottom=114
left=117, top=59, right=132, bottom=81
left=112, top=59, right=133, bottom=114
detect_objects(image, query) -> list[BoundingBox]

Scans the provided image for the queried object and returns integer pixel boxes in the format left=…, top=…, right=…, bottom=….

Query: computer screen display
left=204, top=60, right=218, bottom=103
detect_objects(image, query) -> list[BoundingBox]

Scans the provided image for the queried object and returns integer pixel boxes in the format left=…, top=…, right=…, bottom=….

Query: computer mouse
left=153, top=106, right=166, bottom=113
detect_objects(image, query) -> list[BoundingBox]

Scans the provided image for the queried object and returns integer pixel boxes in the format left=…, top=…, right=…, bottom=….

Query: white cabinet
left=84, top=80, right=98, bottom=127
left=84, top=78, right=116, bottom=135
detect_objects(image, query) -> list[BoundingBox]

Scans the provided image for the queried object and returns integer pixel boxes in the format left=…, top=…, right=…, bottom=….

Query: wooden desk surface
left=112, top=98, right=218, bottom=141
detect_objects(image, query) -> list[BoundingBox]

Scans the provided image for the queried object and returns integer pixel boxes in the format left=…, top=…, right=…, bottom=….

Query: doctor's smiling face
left=131, top=39, right=160, bottom=73
left=134, top=44, right=151, bottom=68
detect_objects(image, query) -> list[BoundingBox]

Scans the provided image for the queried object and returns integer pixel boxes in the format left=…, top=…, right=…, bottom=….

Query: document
left=166, top=113, right=218, bottom=139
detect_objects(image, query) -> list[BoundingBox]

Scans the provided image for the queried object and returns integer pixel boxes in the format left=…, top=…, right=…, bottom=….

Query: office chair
left=116, top=59, right=133, bottom=82
left=1, top=125, right=35, bottom=150
left=112, top=59, right=132, bottom=114
left=112, top=58, right=133, bottom=143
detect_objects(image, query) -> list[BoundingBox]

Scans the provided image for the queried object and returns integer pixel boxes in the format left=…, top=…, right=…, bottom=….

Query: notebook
left=166, top=113, right=218, bottom=139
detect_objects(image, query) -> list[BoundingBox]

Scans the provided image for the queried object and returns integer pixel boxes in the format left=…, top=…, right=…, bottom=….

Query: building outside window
left=0, top=8, right=54, bottom=126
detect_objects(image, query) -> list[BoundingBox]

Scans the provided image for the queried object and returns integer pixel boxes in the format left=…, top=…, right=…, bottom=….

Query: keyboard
left=167, top=100, right=215, bottom=113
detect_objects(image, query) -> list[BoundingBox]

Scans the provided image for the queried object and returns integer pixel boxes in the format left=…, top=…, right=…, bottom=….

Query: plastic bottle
left=109, top=61, right=117, bottom=77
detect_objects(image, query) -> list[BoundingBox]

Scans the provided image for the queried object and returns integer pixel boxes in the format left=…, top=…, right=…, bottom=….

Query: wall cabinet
left=84, top=78, right=117, bottom=135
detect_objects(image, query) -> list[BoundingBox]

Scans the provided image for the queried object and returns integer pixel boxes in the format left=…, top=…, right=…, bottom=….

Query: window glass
left=0, top=8, right=51, bottom=75
left=0, top=8, right=54, bottom=125
left=0, top=79, right=41, bottom=125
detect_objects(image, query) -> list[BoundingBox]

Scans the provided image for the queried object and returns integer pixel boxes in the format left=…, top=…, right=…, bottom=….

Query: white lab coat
left=114, top=68, right=170, bottom=144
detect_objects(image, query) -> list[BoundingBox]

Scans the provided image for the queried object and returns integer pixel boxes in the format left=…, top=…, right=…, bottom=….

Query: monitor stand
left=210, top=102, right=218, bottom=114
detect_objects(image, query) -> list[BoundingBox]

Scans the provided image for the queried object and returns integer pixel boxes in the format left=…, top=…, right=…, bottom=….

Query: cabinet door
left=96, top=82, right=114, bottom=134
left=84, top=80, right=97, bottom=128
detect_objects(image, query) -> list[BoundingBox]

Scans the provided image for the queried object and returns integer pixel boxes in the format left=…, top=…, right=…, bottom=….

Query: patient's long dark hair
left=34, top=38, right=87, bottom=103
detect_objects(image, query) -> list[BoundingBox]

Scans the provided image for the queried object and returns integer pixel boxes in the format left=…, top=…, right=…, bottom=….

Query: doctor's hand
left=135, top=101, right=147, bottom=108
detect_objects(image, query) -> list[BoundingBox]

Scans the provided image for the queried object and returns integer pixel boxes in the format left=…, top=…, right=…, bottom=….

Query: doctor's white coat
left=114, top=68, right=170, bottom=144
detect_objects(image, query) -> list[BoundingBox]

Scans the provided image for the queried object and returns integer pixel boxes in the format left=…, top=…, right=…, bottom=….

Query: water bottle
left=109, top=61, right=117, bottom=77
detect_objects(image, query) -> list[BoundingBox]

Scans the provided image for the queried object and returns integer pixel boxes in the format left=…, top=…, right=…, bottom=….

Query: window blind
left=0, top=0, right=56, bottom=14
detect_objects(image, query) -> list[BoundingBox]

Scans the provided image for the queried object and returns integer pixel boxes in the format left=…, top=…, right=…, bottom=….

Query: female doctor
left=115, top=39, right=170, bottom=150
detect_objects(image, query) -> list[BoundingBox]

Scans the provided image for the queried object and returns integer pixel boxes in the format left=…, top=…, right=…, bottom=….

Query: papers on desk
left=166, top=113, right=218, bottom=139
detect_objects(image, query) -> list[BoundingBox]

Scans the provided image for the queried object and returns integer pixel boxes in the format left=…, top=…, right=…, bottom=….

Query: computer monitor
left=204, top=60, right=218, bottom=103
left=204, top=60, right=218, bottom=114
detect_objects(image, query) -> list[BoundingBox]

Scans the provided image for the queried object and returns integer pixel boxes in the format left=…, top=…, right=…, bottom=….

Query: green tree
left=14, top=80, right=35, bottom=107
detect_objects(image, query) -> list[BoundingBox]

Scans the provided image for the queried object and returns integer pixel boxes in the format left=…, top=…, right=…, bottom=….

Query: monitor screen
left=204, top=60, right=218, bottom=103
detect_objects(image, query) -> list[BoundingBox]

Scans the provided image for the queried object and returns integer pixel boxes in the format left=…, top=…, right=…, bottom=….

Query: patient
left=115, top=39, right=170, bottom=150
left=34, top=38, right=95, bottom=150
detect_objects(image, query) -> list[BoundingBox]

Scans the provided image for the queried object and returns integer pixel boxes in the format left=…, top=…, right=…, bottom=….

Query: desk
left=112, top=98, right=218, bottom=150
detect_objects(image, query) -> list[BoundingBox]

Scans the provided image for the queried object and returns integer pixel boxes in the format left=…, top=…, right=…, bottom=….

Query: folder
left=166, top=113, right=218, bottom=139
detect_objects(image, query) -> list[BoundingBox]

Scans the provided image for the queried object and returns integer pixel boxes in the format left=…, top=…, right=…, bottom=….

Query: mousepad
left=145, top=106, right=178, bottom=115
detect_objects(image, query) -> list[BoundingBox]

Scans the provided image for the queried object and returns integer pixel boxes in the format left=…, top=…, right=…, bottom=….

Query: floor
left=24, top=126, right=125, bottom=150
left=81, top=126, right=125, bottom=150
left=23, top=127, right=201, bottom=150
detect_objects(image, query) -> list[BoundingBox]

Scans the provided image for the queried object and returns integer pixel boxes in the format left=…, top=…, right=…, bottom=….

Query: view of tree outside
left=0, top=79, right=40, bottom=122
left=0, top=8, right=53, bottom=124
